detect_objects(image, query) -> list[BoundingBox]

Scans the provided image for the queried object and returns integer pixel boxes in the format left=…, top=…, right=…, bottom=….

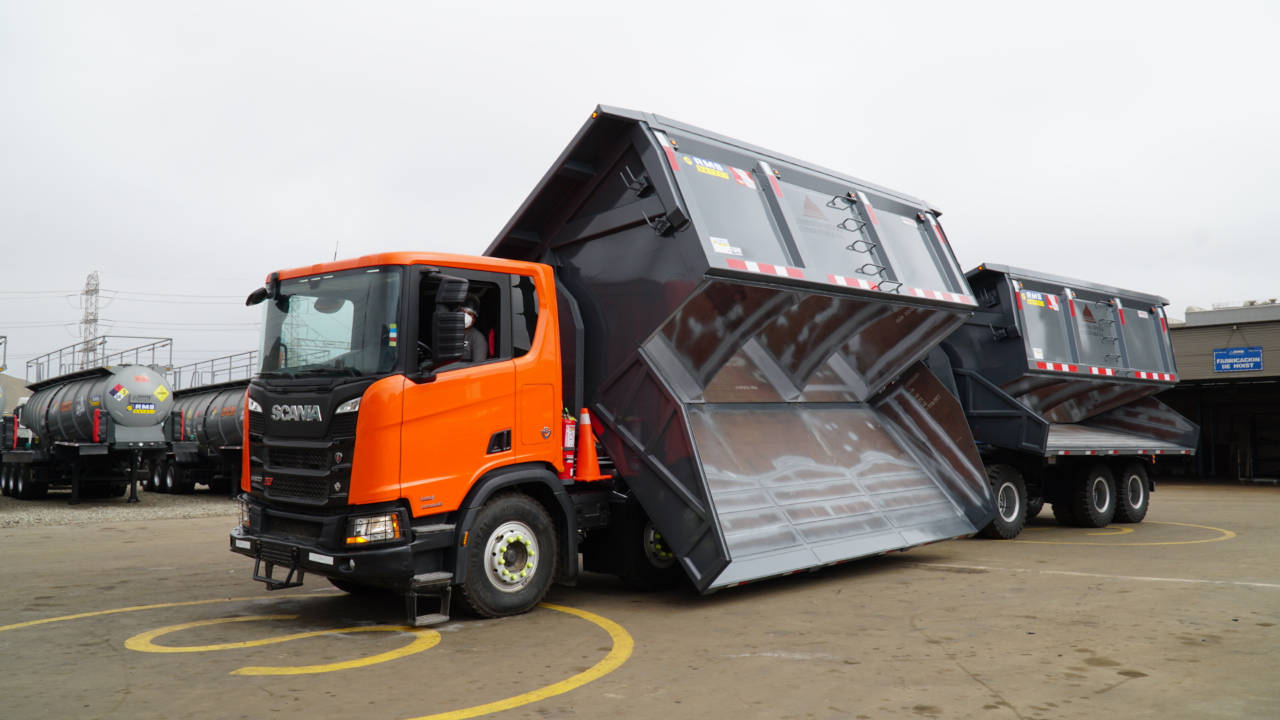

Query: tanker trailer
left=148, top=379, right=246, bottom=496
left=1, top=364, right=173, bottom=503
left=929, top=263, right=1198, bottom=538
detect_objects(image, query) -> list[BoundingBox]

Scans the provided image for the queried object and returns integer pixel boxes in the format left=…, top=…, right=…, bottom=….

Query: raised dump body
left=488, top=106, right=994, bottom=591
left=935, top=263, right=1199, bottom=534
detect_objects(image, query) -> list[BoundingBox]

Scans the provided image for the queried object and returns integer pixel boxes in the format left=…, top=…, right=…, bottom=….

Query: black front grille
left=330, top=413, right=358, bottom=436
left=269, top=447, right=329, bottom=470
left=267, top=516, right=322, bottom=540
left=248, top=413, right=264, bottom=437
left=266, top=475, right=329, bottom=501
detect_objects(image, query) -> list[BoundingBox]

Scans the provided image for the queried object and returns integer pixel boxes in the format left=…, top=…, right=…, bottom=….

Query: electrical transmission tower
left=79, top=271, right=101, bottom=369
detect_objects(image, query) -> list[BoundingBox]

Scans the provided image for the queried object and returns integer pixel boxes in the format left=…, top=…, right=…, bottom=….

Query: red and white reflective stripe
left=729, top=166, right=756, bottom=189
left=1135, top=371, right=1176, bottom=381
left=1116, top=298, right=1126, bottom=325
left=759, top=161, right=783, bottom=198
left=927, top=215, right=948, bottom=244
left=828, top=273, right=878, bottom=291
left=856, top=191, right=879, bottom=225
left=1088, top=366, right=1116, bottom=376
left=907, top=287, right=977, bottom=305
left=726, top=258, right=804, bottom=279
left=1036, top=361, right=1079, bottom=373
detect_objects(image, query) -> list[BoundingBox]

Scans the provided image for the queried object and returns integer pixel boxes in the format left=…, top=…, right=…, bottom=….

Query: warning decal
left=109, top=384, right=129, bottom=401
left=729, top=166, right=756, bottom=189
left=153, top=385, right=170, bottom=402
left=803, top=196, right=827, bottom=220
left=1046, top=294, right=1060, bottom=311
left=710, top=236, right=743, bottom=256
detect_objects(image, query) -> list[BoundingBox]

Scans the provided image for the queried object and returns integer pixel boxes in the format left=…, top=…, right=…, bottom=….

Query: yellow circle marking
left=1087, top=526, right=1135, bottom=536
left=0, top=594, right=634, bottom=719
left=407, top=602, right=633, bottom=720
left=124, top=614, right=440, bottom=675
left=1013, top=520, right=1236, bottom=546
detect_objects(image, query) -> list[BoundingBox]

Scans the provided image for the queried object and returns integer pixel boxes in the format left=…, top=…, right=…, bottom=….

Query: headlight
left=335, top=397, right=361, bottom=414
left=346, top=512, right=402, bottom=545
left=237, top=495, right=251, bottom=530
left=247, top=397, right=263, bottom=414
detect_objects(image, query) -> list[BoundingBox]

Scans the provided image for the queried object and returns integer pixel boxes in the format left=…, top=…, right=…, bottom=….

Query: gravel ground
left=0, top=488, right=237, bottom=527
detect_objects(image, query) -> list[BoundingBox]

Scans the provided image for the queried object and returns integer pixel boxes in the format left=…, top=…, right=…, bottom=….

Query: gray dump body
left=938, top=264, right=1198, bottom=458
left=489, top=106, right=994, bottom=592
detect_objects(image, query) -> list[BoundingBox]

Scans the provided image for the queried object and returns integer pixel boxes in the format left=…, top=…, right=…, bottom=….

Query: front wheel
left=459, top=493, right=558, bottom=618
left=978, top=464, right=1027, bottom=539
left=1114, top=463, right=1150, bottom=523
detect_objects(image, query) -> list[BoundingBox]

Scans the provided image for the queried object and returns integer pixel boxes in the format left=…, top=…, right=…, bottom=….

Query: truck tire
left=1052, top=501, right=1076, bottom=525
left=152, top=461, right=170, bottom=493
left=615, top=499, right=683, bottom=590
left=1027, top=496, right=1044, bottom=519
left=978, top=464, right=1027, bottom=539
left=145, top=460, right=163, bottom=492
left=1, top=464, right=11, bottom=496
left=1071, top=463, right=1116, bottom=528
left=459, top=493, right=558, bottom=618
left=1114, top=463, right=1150, bottom=523
left=166, top=463, right=194, bottom=494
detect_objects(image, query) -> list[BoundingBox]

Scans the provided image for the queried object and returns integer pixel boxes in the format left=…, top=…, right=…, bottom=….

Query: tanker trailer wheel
left=1026, top=495, right=1044, bottom=519
left=459, top=493, right=557, bottom=618
left=1071, top=463, right=1116, bottom=528
left=615, top=499, right=683, bottom=590
left=23, top=467, right=48, bottom=500
left=978, top=464, right=1027, bottom=539
left=1, top=464, right=10, bottom=496
left=1114, top=462, right=1150, bottom=523
left=151, top=461, right=169, bottom=493
left=166, top=463, right=194, bottom=494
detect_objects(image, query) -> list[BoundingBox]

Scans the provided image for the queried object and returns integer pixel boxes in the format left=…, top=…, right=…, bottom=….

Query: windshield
left=259, top=266, right=403, bottom=377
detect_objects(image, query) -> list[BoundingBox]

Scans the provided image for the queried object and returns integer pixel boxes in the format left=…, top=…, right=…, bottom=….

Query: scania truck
left=229, top=106, right=996, bottom=624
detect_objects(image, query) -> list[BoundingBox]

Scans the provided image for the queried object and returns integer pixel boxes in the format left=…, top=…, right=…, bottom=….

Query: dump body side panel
left=490, top=106, right=994, bottom=591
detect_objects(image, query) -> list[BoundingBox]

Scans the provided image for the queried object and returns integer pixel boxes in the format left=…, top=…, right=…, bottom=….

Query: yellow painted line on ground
left=1087, top=526, right=1135, bottom=536
left=405, top=602, right=634, bottom=720
left=0, top=591, right=343, bottom=634
left=124, top=614, right=440, bottom=675
left=909, top=561, right=1280, bottom=589
left=1012, top=520, right=1236, bottom=547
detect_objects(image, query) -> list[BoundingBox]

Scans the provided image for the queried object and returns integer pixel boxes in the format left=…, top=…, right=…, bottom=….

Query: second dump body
left=230, top=106, right=997, bottom=624
left=933, top=263, right=1198, bottom=533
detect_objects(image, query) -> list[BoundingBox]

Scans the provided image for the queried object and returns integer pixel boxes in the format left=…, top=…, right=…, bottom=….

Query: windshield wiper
left=293, top=366, right=362, bottom=377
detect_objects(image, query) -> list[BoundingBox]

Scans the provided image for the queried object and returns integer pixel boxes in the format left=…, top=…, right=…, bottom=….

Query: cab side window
left=416, top=269, right=507, bottom=369
left=511, top=274, right=538, bottom=358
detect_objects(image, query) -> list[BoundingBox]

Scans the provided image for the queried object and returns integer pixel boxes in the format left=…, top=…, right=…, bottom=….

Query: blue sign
left=1213, top=346, right=1263, bottom=373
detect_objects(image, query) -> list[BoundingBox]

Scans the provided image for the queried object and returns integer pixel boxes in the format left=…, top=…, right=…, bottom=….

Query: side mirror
left=432, top=310, right=467, bottom=364
left=436, top=274, right=469, bottom=305
left=245, top=287, right=269, bottom=306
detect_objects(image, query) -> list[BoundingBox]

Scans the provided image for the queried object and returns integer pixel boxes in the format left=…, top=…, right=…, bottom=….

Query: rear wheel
left=978, top=464, right=1027, bottom=539
left=1, top=464, right=11, bottom=496
left=1071, top=463, right=1116, bottom=528
left=459, top=493, right=557, bottom=618
left=1114, top=463, right=1150, bottom=523
left=614, top=499, right=683, bottom=589
left=166, top=463, right=194, bottom=494
left=145, top=460, right=163, bottom=492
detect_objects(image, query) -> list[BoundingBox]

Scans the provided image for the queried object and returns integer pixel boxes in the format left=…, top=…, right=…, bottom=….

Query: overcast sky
left=2, top=1, right=1278, bottom=379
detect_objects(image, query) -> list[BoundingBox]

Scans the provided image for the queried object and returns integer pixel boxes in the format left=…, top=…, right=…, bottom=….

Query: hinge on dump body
left=405, top=572, right=453, bottom=627
left=620, top=166, right=655, bottom=198
left=989, top=324, right=1021, bottom=341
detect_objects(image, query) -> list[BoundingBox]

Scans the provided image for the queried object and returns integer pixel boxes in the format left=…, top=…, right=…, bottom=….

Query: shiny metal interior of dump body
left=489, top=106, right=994, bottom=591
left=941, top=264, right=1199, bottom=456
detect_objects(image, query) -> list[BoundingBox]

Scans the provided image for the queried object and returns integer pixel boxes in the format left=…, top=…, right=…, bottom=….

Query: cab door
left=400, top=268, right=515, bottom=518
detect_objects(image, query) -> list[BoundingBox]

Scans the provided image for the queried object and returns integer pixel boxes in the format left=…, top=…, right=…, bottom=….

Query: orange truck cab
left=230, top=107, right=997, bottom=625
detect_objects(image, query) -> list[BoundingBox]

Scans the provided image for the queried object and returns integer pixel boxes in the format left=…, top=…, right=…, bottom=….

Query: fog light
left=237, top=496, right=251, bottom=530
left=346, top=513, right=402, bottom=545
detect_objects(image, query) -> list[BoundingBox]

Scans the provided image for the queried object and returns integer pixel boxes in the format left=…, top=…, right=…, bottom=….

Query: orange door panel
left=400, top=360, right=515, bottom=517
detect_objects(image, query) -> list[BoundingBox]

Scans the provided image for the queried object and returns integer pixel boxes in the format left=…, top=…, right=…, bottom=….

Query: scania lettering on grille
left=271, top=404, right=324, bottom=422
